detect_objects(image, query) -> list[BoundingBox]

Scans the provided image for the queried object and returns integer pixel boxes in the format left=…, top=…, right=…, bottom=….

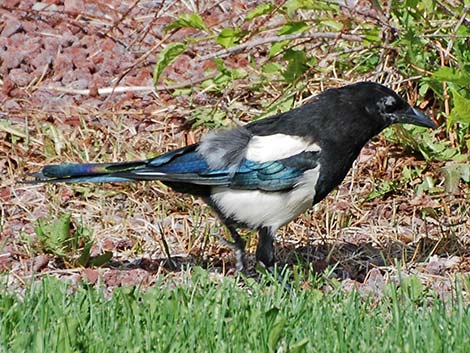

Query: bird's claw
left=212, top=232, right=247, bottom=272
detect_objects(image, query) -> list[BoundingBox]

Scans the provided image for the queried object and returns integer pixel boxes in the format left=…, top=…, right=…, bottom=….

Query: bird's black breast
left=312, top=141, right=364, bottom=205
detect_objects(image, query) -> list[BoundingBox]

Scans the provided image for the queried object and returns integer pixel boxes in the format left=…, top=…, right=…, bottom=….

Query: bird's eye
left=378, top=96, right=397, bottom=113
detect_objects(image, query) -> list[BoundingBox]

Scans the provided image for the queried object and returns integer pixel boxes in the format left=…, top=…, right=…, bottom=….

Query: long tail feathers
left=22, top=145, right=233, bottom=186
left=23, top=160, right=147, bottom=184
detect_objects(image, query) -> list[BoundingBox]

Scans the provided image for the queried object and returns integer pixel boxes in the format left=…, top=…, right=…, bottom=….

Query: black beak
left=396, top=107, right=437, bottom=129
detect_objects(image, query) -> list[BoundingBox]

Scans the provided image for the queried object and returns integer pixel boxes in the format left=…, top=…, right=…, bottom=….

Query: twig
left=391, top=76, right=424, bottom=85
left=103, top=0, right=142, bottom=37
left=109, top=30, right=176, bottom=96
left=324, top=0, right=397, bottom=30
left=43, top=85, right=153, bottom=95
left=196, top=32, right=364, bottom=62
left=42, top=72, right=218, bottom=96
left=243, top=0, right=288, bottom=42
left=0, top=122, right=43, bottom=145
left=126, top=1, right=166, bottom=50
left=444, top=5, right=469, bottom=58
left=435, top=1, right=470, bottom=26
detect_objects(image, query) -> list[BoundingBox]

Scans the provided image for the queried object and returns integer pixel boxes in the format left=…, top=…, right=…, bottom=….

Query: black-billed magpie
left=26, top=82, right=437, bottom=271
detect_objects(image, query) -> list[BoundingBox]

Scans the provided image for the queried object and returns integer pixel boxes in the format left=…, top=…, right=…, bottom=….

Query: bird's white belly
left=211, top=166, right=320, bottom=230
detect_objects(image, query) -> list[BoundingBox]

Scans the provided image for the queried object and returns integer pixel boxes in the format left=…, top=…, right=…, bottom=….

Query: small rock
left=1, top=17, right=23, bottom=38
left=64, top=0, right=84, bottom=16
left=115, top=239, right=134, bottom=251
left=2, top=50, right=27, bottom=70
left=33, top=255, right=50, bottom=272
left=32, top=2, right=60, bottom=10
left=0, top=253, right=12, bottom=272
left=8, top=69, right=33, bottom=86
left=4, top=0, right=21, bottom=7
left=30, top=51, right=54, bottom=70
left=102, top=239, right=115, bottom=251
left=83, top=268, right=99, bottom=284
left=425, top=255, right=460, bottom=275
left=1, top=77, right=16, bottom=96
left=362, top=268, right=386, bottom=296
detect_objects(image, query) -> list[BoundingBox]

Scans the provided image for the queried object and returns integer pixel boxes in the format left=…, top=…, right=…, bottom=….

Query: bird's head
left=350, top=82, right=437, bottom=130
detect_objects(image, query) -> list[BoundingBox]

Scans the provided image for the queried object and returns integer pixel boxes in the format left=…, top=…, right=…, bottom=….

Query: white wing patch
left=211, top=166, right=321, bottom=230
left=245, top=134, right=320, bottom=163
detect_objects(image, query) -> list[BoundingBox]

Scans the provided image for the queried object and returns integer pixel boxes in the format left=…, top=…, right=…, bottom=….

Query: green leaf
left=432, top=67, right=469, bottom=86
left=259, top=95, right=295, bottom=119
left=268, top=316, right=286, bottom=352
left=164, top=13, right=210, bottom=33
left=460, top=164, right=470, bottom=183
left=153, top=43, right=187, bottom=86
left=418, top=82, right=430, bottom=97
left=77, top=241, right=93, bottom=267
left=265, top=307, right=280, bottom=322
left=89, top=252, right=113, bottom=267
left=419, top=0, right=434, bottom=11
left=189, top=107, right=227, bottom=128
left=35, top=214, right=72, bottom=256
left=262, top=62, right=282, bottom=74
left=363, top=28, right=380, bottom=43
left=34, top=222, right=45, bottom=239
left=320, top=19, right=343, bottom=31
left=246, top=3, right=274, bottom=20
left=283, top=49, right=308, bottom=82
left=0, top=120, right=24, bottom=144
left=285, top=0, right=321, bottom=11
left=217, top=28, right=246, bottom=48
left=269, top=40, right=290, bottom=57
left=450, top=88, right=470, bottom=124
left=289, top=338, right=309, bottom=353
left=366, top=180, right=399, bottom=200
left=48, top=214, right=71, bottom=247
left=400, top=275, right=424, bottom=303
left=442, top=163, right=470, bottom=193
left=416, top=175, right=439, bottom=195
left=277, top=21, right=310, bottom=35
left=42, top=123, right=65, bottom=157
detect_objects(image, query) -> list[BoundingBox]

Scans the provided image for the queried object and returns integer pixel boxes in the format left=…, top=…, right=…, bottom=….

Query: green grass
left=1, top=270, right=469, bottom=353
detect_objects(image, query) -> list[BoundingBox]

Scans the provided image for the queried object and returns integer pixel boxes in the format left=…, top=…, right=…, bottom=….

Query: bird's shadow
left=102, top=235, right=456, bottom=283
left=276, top=240, right=408, bottom=282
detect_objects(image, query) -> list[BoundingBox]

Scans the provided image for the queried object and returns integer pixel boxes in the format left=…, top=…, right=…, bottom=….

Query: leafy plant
left=164, top=13, right=210, bottom=33
left=34, top=214, right=112, bottom=268
left=153, top=43, right=187, bottom=86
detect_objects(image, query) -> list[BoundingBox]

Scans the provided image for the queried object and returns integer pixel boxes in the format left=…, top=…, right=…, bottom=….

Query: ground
left=1, top=0, right=470, bottom=297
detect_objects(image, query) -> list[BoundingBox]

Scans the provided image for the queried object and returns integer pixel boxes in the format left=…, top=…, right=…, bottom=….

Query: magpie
left=26, top=82, right=437, bottom=271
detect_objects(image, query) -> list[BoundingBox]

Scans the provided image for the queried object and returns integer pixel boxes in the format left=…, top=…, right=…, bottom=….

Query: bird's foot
left=212, top=232, right=247, bottom=272
left=234, top=248, right=247, bottom=272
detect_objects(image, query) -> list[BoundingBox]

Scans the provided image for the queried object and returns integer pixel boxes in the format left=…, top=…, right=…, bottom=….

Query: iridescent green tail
left=24, top=160, right=146, bottom=184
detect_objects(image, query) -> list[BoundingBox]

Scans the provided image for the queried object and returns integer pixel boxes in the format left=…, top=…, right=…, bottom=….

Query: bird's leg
left=214, top=225, right=246, bottom=272
left=255, top=227, right=291, bottom=290
left=255, top=227, right=275, bottom=268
